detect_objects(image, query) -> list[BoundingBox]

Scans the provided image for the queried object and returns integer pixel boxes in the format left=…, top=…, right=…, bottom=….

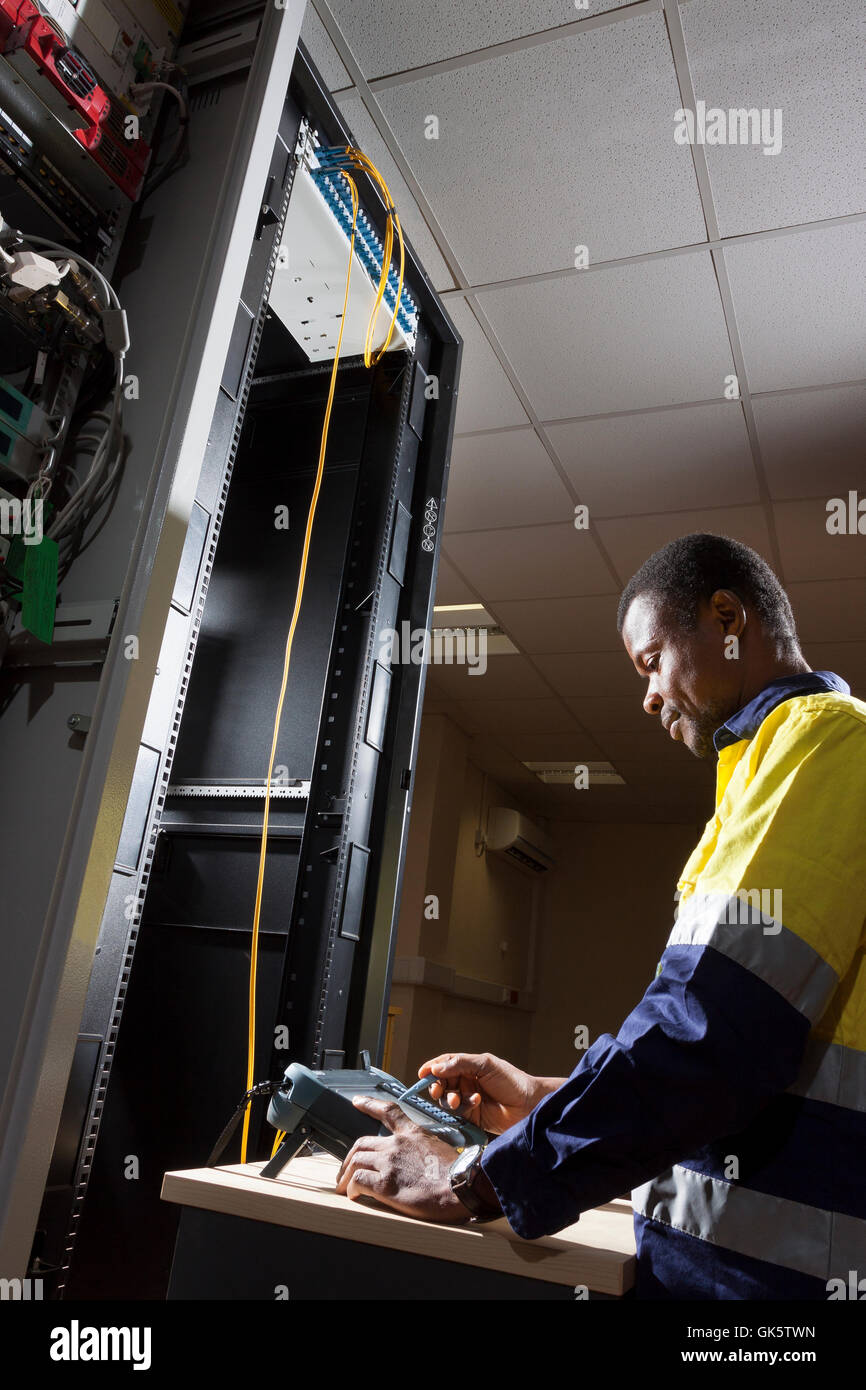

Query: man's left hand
left=335, top=1096, right=472, bottom=1224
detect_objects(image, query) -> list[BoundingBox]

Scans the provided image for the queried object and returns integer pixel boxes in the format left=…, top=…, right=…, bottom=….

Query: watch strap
left=450, top=1149, right=500, bottom=1223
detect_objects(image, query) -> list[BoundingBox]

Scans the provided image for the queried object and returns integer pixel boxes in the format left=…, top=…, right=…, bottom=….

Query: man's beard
left=681, top=697, right=736, bottom=760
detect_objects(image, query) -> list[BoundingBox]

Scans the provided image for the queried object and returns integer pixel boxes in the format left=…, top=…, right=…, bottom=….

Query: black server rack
left=28, top=38, right=461, bottom=1300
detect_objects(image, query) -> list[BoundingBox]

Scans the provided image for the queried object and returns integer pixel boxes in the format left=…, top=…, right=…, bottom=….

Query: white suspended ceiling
left=300, top=0, right=866, bottom=823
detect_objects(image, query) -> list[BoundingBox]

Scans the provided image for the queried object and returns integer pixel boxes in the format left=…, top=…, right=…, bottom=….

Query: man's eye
left=646, top=657, right=658, bottom=672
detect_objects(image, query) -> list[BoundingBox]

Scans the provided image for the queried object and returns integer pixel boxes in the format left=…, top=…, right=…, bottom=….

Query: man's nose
left=644, top=686, right=663, bottom=716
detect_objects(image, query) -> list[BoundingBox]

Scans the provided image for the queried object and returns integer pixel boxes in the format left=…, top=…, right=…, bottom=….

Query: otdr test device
left=262, top=1063, right=489, bottom=1178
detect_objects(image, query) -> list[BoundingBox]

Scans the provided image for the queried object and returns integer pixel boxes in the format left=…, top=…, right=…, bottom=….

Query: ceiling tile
left=478, top=252, right=734, bottom=419
left=565, top=695, right=652, bottom=733
left=534, top=650, right=639, bottom=698
left=451, top=697, right=580, bottom=734
left=420, top=702, right=449, bottom=718
left=464, top=747, right=541, bottom=794
left=610, top=754, right=717, bottom=789
left=787, top=579, right=866, bottom=644
left=443, top=525, right=616, bottom=600
left=334, top=92, right=456, bottom=290
left=445, top=299, right=529, bottom=433
left=546, top=401, right=758, bottom=514
left=595, top=726, right=687, bottom=764
left=491, top=594, right=622, bottom=654
left=547, top=403, right=756, bottom=517
left=680, top=0, right=866, bottom=237
left=754, top=384, right=866, bottom=501
left=433, top=552, right=477, bottom=606
left=495, top=730, right=607, bottom=763
left=724, top=223, right=866, bottom=393
left=443, top=429, right=572, bottom=532
left=774, top=499, right=866, bottom=582
left=421, top=674, right=448, bottom=700
left=429, top=653, right=551, bottom=701
left=608, top=761, right=715, bottom=808
left=374, top=13, right=707, bottom=280
left=595, top=504, right=773, bottom=585
left=300, top=5, right=351, bottom=89
left=327, top=0, right=635, bottom=78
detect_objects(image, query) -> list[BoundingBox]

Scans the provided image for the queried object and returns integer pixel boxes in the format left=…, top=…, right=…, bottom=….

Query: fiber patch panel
left=268, top=143, right=417, bottom=364
left=311, top=163, right=417, bottom=339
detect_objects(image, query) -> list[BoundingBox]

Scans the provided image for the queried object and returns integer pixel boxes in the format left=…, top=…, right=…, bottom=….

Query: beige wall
left=526, top=819, right=702, bottom=1079
left=387, top=713, right=536, bottom=1083
left=387, top=711, right=703, bottom=1090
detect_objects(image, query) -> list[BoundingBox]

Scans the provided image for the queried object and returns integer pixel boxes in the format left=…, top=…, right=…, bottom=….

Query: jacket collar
left=713, top=670, right=850, bottom=753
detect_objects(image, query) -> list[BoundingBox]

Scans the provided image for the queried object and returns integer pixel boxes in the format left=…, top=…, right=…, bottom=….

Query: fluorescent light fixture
left=430, top=605, right=517, bottom=656
left=433, top=603, right=485, bottom=613
left=432, top=624, right=517, bottom=656
left=522, top=760, right=626, bottom=786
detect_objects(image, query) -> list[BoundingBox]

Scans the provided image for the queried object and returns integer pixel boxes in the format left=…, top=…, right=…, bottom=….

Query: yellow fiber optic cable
left=342, top=146, right=405, bottom=364
left=240, top=170, right=360, bottom=1164
left=241, top=149, right=407, bottom=1166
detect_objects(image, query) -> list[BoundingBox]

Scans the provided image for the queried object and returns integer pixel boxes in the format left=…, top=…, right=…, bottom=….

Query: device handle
left=206, top=1080, right=282, bottom=1167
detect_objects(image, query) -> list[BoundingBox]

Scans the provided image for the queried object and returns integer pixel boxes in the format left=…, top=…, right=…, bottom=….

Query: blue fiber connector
left=310, top=164, right=418, bottom=335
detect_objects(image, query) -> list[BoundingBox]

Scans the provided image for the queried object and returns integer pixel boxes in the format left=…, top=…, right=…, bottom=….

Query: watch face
left=450, top=1143, right=483, bottom=1180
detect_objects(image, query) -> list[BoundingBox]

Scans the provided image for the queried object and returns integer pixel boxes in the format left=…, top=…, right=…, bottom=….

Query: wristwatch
left=449, top=1144, right=501, bottom=1223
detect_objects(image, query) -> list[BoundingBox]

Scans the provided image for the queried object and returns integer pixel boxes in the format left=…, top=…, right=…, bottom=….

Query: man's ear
left=710, top=588, right=747, bottom=639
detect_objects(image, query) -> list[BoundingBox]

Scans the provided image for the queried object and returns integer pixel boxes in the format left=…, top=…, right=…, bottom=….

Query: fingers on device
left=261, top=1060, right=488, bottom=1179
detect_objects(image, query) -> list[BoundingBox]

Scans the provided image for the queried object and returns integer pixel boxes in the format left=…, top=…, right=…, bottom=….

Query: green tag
left=5, top=499, right=53, bottom=580
left=22, top=536, right=58, bottom=644
left=5, top=535, right=25, bottom=580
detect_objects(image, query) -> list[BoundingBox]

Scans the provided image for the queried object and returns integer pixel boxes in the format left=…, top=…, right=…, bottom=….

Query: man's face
left=621, top=591, right=745, bottom=760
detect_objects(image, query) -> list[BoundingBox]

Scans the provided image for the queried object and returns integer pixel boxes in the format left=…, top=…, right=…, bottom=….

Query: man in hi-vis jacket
left=337, top=533, right=866, bottom=1300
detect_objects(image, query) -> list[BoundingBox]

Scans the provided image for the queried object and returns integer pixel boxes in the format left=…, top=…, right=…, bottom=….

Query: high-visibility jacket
left=482, top=670, right=866, bottom=1298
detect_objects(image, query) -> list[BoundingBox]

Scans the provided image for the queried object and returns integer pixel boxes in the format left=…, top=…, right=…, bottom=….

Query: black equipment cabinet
left=34, top=31, right=461, bottom=1301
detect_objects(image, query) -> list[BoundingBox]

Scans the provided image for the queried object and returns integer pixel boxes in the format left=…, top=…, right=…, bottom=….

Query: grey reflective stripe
left=668, top=892, right=838, bottom=1024
left=787, top=1034, right=866, bottom=1112
left=632, top=1164, right=866, bottom=1283
left=830, top=1211, right=866, bottom=1274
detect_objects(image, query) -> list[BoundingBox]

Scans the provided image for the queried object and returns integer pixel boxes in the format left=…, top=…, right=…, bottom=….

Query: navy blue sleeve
left=480, top=945, right=811, bottom=1240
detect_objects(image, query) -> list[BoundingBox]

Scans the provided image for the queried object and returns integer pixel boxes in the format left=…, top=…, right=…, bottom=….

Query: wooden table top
left=162, top=1152, right=636, bottom=1295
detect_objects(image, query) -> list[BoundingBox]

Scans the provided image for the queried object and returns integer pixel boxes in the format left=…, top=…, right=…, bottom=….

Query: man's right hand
left=418, top=1052, right=566, bottom=1134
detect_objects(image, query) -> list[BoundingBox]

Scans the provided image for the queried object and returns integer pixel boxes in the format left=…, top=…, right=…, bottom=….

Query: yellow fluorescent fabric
left=677, top=693, right=866, bottom=1050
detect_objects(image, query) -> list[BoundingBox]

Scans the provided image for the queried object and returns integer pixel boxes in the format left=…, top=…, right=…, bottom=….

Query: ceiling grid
left=301, top=0, right=866, bottom=821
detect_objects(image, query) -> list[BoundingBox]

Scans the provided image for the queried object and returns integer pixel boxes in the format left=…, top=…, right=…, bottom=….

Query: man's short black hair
left=616, top=533, right=799, bottom=651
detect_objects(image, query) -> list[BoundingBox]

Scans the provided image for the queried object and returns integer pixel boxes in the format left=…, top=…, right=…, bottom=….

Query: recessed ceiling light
left=433, top=603, right=486, bottom=613
left=522, top=760, right=626, bottom=786
left=430, top=605, right=517, bottom=656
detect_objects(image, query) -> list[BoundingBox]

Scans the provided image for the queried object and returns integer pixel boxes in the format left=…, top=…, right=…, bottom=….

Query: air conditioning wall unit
left=486, top=807, right=555, bottom=875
